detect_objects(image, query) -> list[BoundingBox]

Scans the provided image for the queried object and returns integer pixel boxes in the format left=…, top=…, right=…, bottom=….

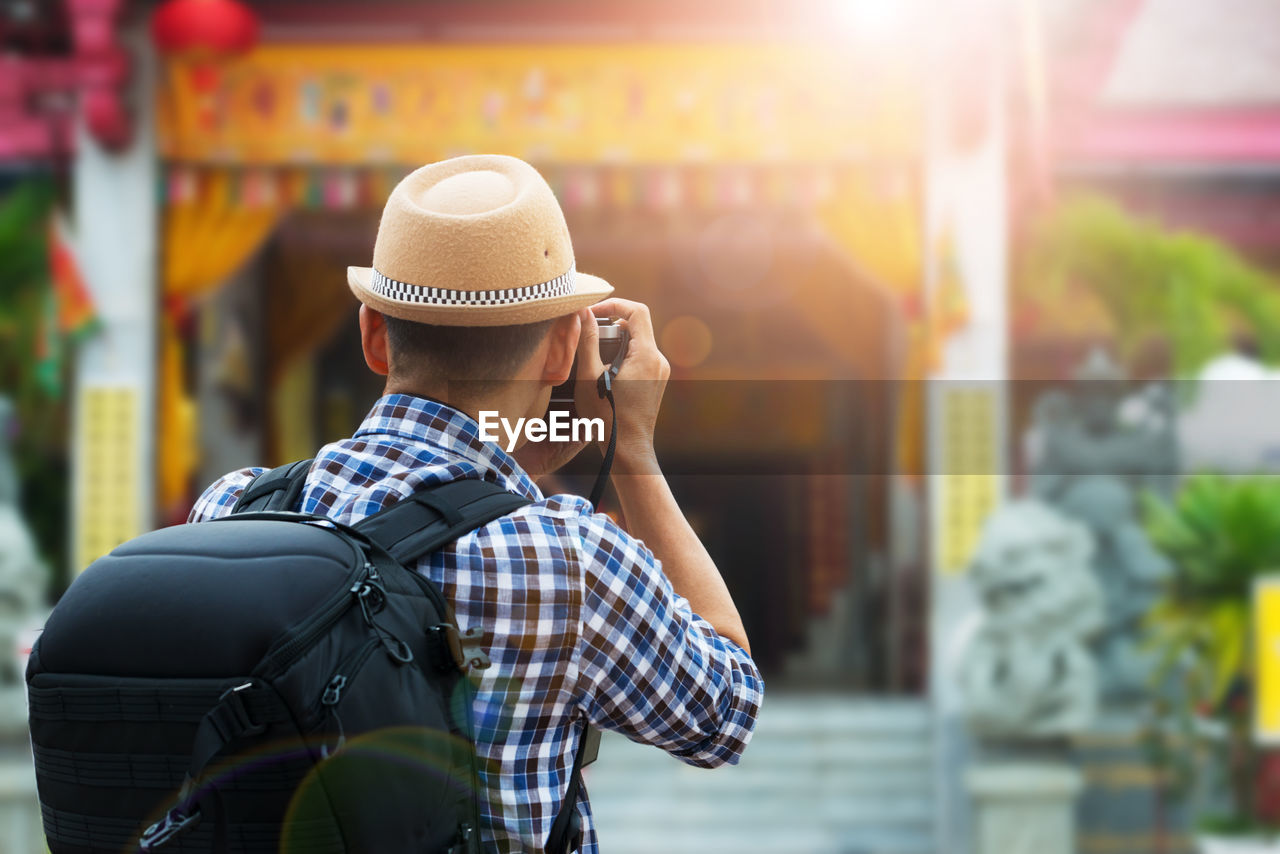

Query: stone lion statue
left=959, top=500, right=1104, bottom=739
left=1027, top=349, right=1176, bottom=698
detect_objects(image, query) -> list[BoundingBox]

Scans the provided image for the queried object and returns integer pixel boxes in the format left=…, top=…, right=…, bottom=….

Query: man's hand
left=573, top=300, right=670, bottom=473
left=573, top=301, right=750, bottom=654
left=514, top=299, right=667, bottom=484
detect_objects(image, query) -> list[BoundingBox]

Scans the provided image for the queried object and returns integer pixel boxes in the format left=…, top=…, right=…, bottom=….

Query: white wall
left=70, top=28, right=158, bottom=571
left=923, top=7, right=1011, bottom=851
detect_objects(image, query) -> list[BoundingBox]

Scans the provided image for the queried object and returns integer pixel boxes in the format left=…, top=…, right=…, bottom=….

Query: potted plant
left=1023, top=194, right=1280, bottom=378
left=1143, top=474, right=1280, bottom=852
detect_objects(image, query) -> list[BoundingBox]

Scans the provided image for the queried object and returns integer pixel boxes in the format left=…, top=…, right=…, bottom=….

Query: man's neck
left=382, top=381, right=536, bottom=429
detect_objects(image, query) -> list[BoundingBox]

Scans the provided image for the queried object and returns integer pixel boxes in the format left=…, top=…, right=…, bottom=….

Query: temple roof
left=1103, top=0, right=1280, bottom=107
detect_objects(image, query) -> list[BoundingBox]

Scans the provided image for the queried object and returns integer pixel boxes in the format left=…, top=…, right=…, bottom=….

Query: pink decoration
left=1061, top=109, right=1280, bottom=165
left=0, top=0, right=132, bottom=156
left=67, top=0, right=131, bottom=151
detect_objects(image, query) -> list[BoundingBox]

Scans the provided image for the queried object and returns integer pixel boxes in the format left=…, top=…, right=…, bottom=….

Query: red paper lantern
left=81, top=87, right=131, bottom=150
left=150, top=0, right=259, bottom=58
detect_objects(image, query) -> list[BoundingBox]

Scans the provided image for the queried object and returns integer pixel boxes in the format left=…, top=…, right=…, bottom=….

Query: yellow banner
left=937, top=386, right=1001, bottom=574
left=75, top=386, right=140, bottom=571
left=158, top=44, right=922, bottom=165
left=1256, top=578, right=1280, bottom=743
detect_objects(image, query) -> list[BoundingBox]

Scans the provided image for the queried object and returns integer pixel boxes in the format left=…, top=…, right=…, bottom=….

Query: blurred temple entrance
left=193, top=198, right=923, bottom=691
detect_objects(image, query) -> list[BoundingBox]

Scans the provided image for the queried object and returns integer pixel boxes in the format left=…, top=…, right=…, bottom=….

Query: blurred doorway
left=200, top=201, right=924, bottom=692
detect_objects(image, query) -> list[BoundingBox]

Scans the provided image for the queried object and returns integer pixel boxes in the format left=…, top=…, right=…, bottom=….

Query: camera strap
left=587, top=369, right=617, bottom=509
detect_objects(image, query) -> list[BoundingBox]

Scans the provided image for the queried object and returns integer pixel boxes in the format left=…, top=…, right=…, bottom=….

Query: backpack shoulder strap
left=232, top=459, right=314, bottom=514
left=353, top=478, right=531, bottom=566
left=358, top=476, right=594, bottom=853
left=546, top=724, right=601, bottom=854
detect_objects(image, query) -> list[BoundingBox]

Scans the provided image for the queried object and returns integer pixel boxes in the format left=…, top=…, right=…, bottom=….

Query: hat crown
left=371, top=155, right=574, bottom=296
left=419, top=169, right=516, bottom=215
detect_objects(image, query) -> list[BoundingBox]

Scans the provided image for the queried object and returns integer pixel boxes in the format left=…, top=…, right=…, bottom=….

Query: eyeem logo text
left=478, top=410, right=605, bottom=452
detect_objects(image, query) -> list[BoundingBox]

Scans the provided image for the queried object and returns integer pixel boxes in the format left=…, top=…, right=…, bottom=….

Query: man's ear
left=541, top=312, right=582, bottom=384
left=359, top=305, right=390, bottom=376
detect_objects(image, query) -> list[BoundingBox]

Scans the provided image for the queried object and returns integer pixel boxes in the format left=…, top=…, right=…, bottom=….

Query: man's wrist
left=613, top=442, right=660, bottom=475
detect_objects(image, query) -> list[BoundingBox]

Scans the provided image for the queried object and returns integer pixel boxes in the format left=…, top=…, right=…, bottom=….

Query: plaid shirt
left=190, top=393, right=763, bottom=853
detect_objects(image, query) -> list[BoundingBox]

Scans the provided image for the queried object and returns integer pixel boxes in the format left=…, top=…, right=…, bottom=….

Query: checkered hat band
left=370, top=267, right=576, bottom=307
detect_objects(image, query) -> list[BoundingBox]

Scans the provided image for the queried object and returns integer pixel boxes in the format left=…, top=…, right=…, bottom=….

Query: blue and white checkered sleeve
left=574, top=513, right=764, bottom=769
left=187, top=467, right=265, bottom=523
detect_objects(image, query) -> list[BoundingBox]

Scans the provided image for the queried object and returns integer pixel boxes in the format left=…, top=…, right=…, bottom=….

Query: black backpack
left=27, top=461, right=594, bottom=854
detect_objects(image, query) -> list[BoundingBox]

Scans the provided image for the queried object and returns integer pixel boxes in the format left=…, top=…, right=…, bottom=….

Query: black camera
left=549, top=318, right=629, bottom=405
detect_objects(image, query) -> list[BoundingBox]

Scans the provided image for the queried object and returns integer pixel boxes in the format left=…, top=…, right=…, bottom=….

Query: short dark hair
left=382, top=314, right=554, bottom=389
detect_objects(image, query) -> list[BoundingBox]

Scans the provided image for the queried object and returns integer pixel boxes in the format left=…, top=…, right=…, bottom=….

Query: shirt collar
left=353, top=393, right=542, bottom=502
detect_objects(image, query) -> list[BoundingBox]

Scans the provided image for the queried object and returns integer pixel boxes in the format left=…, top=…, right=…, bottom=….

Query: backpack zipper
left=354, top=568, right=415, bottom=664
left=365, top=544, right=467, bottom=652
left=314, top=636, right=380, bottom=758
left=366, top=543, right=452, bottom=620
left=318, top=636, right=380, bottom=711
left=257, top=555, right=376, bottom=681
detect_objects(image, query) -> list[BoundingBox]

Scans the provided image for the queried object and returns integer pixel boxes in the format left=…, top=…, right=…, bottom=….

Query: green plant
left=1028, top=195, right=1280, bottom=378
left=1142, top=474, right=1280, bottom=833
left=0, top=178, right=70, bottom=578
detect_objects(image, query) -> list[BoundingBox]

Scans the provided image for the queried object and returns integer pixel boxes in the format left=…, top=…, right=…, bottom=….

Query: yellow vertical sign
left=938, top=386, right=1000, bottom=574
left=76, top=387, right=141, bottom=572
left=1255, top=578, right=1280, bottom=743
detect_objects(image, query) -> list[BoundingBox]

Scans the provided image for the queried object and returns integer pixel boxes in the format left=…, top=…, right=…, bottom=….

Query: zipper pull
left=353, top=579, right=387, bottom=626
left=350, top=563, right=381, bottom=601
left=322, top=674, right=348, bottom=706
left=379, top=631, right=414, bottom=664
left=320, top=710, right=346, bottom=760
left=352, top=562, right=411, bottom=664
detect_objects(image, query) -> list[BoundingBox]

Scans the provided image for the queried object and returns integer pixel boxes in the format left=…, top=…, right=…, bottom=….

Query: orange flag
left=48, top=211, right=98, bottom=338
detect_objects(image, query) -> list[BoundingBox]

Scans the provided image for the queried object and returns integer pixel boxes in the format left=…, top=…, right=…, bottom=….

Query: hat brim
left=347, top=267, right=614, bottom=327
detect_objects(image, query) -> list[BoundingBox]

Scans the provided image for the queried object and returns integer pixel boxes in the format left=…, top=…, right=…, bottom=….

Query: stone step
left=590, top=792, right=935, bottom=826
left=588, top=695, right=937, bottom=854
left=592, top=736, right=934, bottom=771
left=590, top=826, right=843, bottom=854
left=835, top=826, right=937, bottom=854
left=745, top=697, right=932, bottom=735
left=586, top=763, right=935, bottom=798
left=591, top=823, right=937, bottom=854
left=733, top=736, right=934, bottom=767
left=591, top=711, right=934, bottom=773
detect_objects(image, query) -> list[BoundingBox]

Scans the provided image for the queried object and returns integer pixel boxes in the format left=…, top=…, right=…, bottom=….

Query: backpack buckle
left=430, top=625, right=492, bottom=673
left=448, top=822, right=477, bottom=854
left=460, top=627, right=492, bottom=671
left=211, top=681, right=267, bottom=740
left=139, top=807, right=201, bottom=850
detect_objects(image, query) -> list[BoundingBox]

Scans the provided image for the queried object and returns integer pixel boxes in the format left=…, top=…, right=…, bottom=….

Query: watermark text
left=478, top=410, right=605, bottom=452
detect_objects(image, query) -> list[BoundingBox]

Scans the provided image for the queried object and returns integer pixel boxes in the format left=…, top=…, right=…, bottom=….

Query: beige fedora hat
left=348, top=154, right=612, bottom=327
